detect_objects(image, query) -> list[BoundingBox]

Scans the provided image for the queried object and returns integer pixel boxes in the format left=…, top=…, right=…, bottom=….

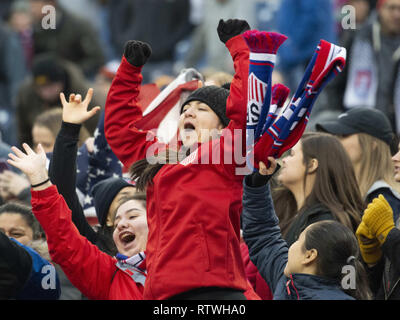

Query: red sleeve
left=104, top=57, right=166, bottom=168
left=31, top=185, right=118, bottom=300
left=241, top=242, right=273, bottom=300
left=218, top=35, right=249, bottom=173
left=225, top=35, right=249, bottom=132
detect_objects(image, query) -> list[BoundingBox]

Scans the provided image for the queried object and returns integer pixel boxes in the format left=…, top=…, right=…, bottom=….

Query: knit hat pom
left=242, top=30, right=287, bottom=54
left=271, top=83, right=290, bottom=106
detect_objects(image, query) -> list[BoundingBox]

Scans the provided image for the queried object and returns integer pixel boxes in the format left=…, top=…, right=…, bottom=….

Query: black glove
left=217, top=19, right=251, bottom=44
left=123, top=40, right=152, bottom=67
left=245, top=163, right=281, bottom=187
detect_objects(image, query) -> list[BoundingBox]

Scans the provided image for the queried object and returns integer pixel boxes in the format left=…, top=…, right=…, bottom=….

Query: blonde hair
left=203, top=70, right=233, bottom=87
left=34, top=108, right=90, bottom=148
left=357, top=133, right=400, bottom=197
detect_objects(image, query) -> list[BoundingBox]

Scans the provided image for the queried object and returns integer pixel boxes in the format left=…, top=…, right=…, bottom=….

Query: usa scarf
left=245, top=32, right=346, bottom=170
left=242, top=30, right=287, bottom=171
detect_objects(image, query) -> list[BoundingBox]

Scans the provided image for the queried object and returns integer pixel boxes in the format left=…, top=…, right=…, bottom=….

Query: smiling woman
left=105, top=19, right=255, bottom=300
left=113, top=197, right=148, bottom=257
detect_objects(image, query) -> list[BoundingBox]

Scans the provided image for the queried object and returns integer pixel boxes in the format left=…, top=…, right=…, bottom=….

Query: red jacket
left=31, top=186, right=144, bottom=300
left=240, top=241, right=273, bottom=300
left=105, top=35, right=250, bottom=299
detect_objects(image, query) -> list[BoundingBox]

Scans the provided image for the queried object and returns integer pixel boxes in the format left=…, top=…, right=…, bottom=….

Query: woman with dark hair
left=103, top=19, right=282, bottom=299
left=242, top=158, right=372, bottom=300
left=272, top=132, right=364, bottom=246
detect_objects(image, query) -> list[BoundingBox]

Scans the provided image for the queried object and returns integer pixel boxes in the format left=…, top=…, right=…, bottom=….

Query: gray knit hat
left=180, top=85, right=230, bottom=127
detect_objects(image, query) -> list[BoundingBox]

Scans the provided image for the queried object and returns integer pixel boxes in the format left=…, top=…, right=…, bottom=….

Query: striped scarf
left=115, top=252, right=147, bottom=286
left=244, top=30, right=346, bottom=171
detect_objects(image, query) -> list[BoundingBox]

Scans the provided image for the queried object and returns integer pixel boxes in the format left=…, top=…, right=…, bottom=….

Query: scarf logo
left=247, top=73, right=268, bottom=127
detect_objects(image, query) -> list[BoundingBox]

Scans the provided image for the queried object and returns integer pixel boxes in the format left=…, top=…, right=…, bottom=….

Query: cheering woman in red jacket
left=103, top=19, right=262, bottom=300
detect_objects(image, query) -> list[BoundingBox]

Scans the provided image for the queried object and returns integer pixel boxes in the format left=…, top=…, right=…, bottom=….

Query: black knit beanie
left=180, top=85, right=230, bottom=127
left=91, top=177, right=135, bottom=227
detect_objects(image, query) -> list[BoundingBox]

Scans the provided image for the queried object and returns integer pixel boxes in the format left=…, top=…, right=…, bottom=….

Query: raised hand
left=217, top=19, right=250, bottom=44
left=123, top=40, right=152, bottom=67
left=258, top=157, right=278, bottom=176
left=60, top=88, right=101, bottom=125
left=7, top=143, right=49, bottom=187
left=0, top=170, right=30, bottom=200
left=356, top=220, right=382, bottom=265
left=362, top=195, right=395, bottom=244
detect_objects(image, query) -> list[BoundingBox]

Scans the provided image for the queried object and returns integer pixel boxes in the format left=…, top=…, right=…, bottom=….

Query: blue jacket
left=241, top=180, right=354, bottom=300
left=11, top=238, right=61, bottom=300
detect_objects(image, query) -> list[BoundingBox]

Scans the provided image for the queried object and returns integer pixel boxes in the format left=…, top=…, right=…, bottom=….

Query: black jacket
left=0, top=232, right=32, bottom=299
left=369, top=227, right=400, bottom=300
left=48, top=121, right=117, bottom=256
left=284, top=203, right=334, bottom=247
left=242, top=181, right=354, bottom=300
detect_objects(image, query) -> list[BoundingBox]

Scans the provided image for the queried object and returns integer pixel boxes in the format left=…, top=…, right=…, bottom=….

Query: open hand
left=7, top=143, right=48, bottom=186
left=60, top=88, right=101, bottom=125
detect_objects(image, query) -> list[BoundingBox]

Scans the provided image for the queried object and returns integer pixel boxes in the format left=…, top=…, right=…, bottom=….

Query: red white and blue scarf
left=244, top=29, right=346, bottom=171
left=115, top=252, right=147, bottom=286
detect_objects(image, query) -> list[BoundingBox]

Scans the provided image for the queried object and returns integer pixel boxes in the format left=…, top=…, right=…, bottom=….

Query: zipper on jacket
left=286, top=275, right=300, bottom=300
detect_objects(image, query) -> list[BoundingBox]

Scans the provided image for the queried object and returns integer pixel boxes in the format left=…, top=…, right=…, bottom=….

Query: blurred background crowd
left=2, top=0, right=400, bottom=301
left=0, top=0, right=387, bottom=150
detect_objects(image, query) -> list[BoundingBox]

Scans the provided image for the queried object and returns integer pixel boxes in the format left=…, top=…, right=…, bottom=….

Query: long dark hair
left=304, top=220, right=372, bottom=300
left=273, top=132, right=364, bottom=236
left=130, top=147, right=191, bottom=192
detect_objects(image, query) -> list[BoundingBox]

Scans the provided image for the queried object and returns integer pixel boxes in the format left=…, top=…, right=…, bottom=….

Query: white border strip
left=250, top=52, right=276, bottom=63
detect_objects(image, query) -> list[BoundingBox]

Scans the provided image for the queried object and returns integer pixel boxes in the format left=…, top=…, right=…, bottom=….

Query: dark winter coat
left=242, top=180, right=354, bottom=300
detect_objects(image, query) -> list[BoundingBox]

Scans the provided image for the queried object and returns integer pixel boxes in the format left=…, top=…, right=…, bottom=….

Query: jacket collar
left=287, top=273, right=352, bottom=300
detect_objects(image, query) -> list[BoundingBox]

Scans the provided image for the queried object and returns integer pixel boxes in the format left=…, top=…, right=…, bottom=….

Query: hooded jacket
left=242, top=180, right=354, bottom=300
left=104, top=35, right=249, bottom=299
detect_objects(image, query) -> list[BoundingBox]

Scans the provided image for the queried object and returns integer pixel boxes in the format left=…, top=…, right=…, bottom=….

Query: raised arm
left=242, top=159, right=288, bottom=293
left=49, top=89, right=100, bottom=244
left=7, top=143, right=119, bottom=300
left=217, top=19, right=250, bottom=132
left=104, top=41, right=165, bottom=168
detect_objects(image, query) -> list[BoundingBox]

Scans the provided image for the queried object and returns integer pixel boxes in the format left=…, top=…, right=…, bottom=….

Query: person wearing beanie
left=46, top=88, right=137, bottom=257
left=91, top=177, right=136, bottom=228
left=316, top=107, right=400, bottom=223
left=104, top=19, right=261, bottom=300
left=7, top=86, right=262, bottom=301
left=178, top=85, right=230, bottom=148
